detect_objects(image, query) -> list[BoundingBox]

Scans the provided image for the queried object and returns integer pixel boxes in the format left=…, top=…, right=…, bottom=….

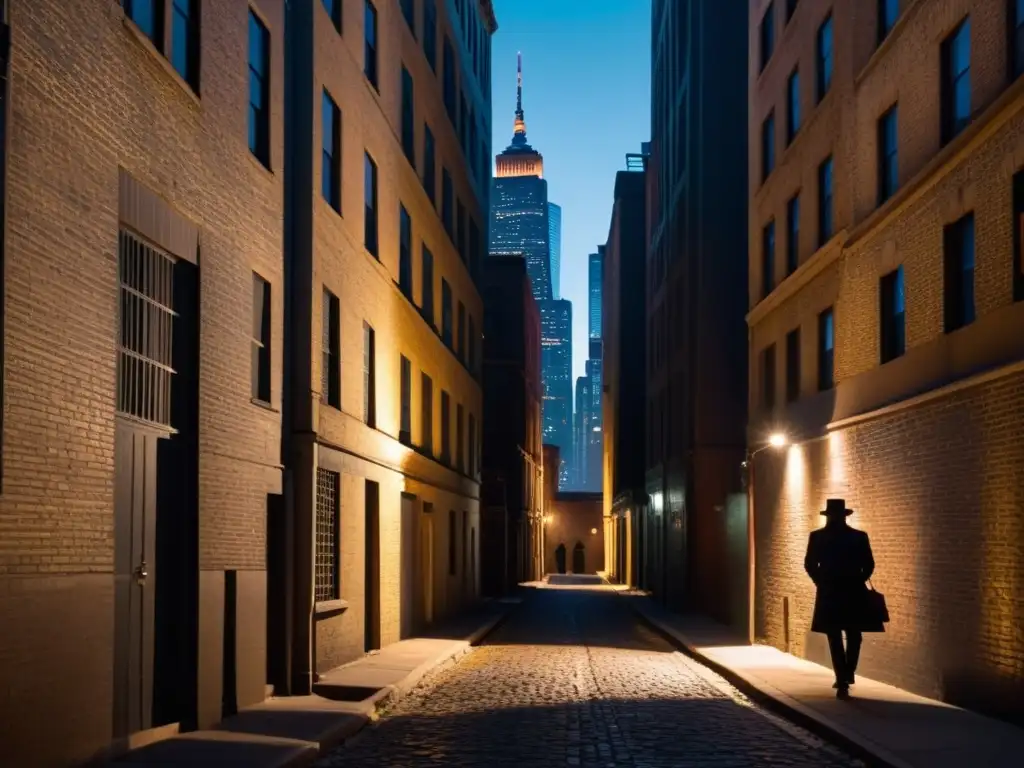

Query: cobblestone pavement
left=317, top=584, right=864, bottom=767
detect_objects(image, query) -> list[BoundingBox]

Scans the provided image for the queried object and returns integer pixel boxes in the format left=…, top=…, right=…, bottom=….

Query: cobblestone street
left=317, top=582, right=863, bottom=767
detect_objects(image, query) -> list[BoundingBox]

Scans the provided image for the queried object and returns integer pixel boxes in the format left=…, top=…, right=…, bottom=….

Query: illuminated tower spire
left=512, top=51, right=527, bottom=143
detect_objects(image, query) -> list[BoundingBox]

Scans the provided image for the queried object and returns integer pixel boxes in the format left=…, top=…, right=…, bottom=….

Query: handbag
left=864, top=580, right=890, bottom=624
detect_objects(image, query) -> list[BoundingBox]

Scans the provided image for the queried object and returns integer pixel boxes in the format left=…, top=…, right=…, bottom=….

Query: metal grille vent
left=315, top=467, right=340, bottom=602
left=117, top=229, right=177, bottom=428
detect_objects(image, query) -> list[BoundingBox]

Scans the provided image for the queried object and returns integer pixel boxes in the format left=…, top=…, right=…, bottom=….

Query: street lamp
left=744, top=432, right=788, bottom=645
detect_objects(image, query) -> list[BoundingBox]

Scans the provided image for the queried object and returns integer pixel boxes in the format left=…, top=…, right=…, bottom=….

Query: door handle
left=134, top=560, right=149, bottom=585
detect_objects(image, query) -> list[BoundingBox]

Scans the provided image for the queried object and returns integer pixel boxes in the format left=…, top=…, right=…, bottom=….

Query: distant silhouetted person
left=555, top=543, right=567, bottom=575
left=804, top=498, right=877, bottom=700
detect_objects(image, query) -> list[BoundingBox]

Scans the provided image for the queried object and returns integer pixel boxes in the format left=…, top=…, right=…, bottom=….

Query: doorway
left=364, top=480, right=381, bottom=652
left=420, top=503, right=435, bottom=627
left=572, top=541, right=586, bottom=574
left=400, top=494, right=416, bottom=639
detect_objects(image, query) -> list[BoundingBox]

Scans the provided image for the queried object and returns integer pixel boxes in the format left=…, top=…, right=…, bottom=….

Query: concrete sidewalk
left=108, top=601, right=509, bottom=767
left=627, top=593, right=1024, bottom=768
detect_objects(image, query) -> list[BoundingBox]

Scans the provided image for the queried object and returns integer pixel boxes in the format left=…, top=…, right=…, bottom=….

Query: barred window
left=118, top=229, right=177, bottom=428
left=315, top=468, right=340, bottom=602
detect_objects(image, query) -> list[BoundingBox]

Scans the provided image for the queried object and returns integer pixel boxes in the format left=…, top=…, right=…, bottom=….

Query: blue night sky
left=489, top=0, right=651, bottom=383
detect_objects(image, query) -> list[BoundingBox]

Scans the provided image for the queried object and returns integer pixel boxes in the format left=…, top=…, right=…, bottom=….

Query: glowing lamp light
left=590, top=528, right=598, bottom=535
left=768, top=432, right=788, bottom=448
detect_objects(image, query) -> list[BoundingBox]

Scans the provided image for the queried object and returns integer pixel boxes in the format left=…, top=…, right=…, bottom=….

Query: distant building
left=573, top=376, right=593, bottom=489
left=539, top=299, right=573, bottom=486
left=589, top=247, right=604, bottom=338
left=549, top=202, right=562, bottom=299
left=543, top=446, right=603, bottom=576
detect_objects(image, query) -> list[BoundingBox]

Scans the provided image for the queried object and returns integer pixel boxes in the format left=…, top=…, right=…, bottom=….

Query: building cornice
left=478, top=0, right=498, bottom=34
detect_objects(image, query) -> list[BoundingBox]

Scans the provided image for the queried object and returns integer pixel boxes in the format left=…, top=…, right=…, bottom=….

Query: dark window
left=786, top=0, right=799, bottom=21
left=421, top=245, right=435, bottom=324
left=818, top=155, right=833, bottom=246
left=441, top=390, right=451, bottom=463
left=762, top=344, right=777, bottom=410
left=448, top=508, right=457, bottom=575
left=171, top=0, right=200, bottom=89
left=880, top=266, right=906, bottom=362
left=944, top=213, right=976, bottom=332
left=468, top=413, right=476, bottom=476
left=816, top=14, right=833, bottom=102
left=400, top=356, right=412, bottom=443
left=941, top=18, right=971, bottom=144
left=787, top=194, right=800, bottom=274
left=762, top=220, right=775, bottom=299
left=441, top=279, right=453, bottom=346
left=761, top=111, right=775, bottom=181
left=468, top=315, right=476, bottom=372
left=125, top=0, right=162, bottom=46
left=785, top=328, right=801, bottom=402
left=402, top=67, right=416, bottom=165
left=443, top=36, right=456, bottom=121
left=818, top=308, right=835, bottom=390
left=363, top=322, right=376, bottom=426
left=787, top=69, right=800, bottom=143
left=401, top=0, right=416, bottom=36
left=314, top=468, right=340, bottom=602
left=364, top=152, right=378, bottom=257
left=248, top=11, right=271, bottom=167
left=442, top=168, right=453, bottom=236
left=879, top=0, right=898, bottom=43
left=252, top=273, right=272, bottom=403
left=423, top=0, right=437, bottom=71
left=878, top=105, right=898, bottom=203
left=423, top=125, right=436, bottom=204
left=364, top=0, right=378, bottom=90
left=1013, top=0, right=1024, bottom=78
left=322, top=0, right=342, bottom=32
left=760, top=3, right=775, bottom=72
left=322, top=90, right=341, bottom=211
left=457, top=301, right=466, bottom=361
left=456, top=403, right=464, bottom=471
left=398, top=204, right=413, bottom=298
left=1013, top=171, right=1024, bottom=302
left=421, top=373, right=433, bottom=452
left=322, top=289, right=340, bottom=408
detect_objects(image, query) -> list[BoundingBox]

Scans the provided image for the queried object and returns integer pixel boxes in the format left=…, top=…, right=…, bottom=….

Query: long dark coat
left=804, top=523, right=882, bottom=633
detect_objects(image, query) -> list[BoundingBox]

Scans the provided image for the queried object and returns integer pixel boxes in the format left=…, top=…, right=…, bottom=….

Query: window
left=322, top=0, right=342, bottom=32
left=442, top=168, right=453, bottom=236
left=322, top=91, right=341, bottom=211
left=760, top=3, right=775, bottom=72
left=944, top=214, right=975, bottom=332
left=421, top=373, right=433, bottom=452
left=878, top=105, right=898, bottom=204
left=468, top=315, right=476, bottom=371
left=315, top=468, right=340, bottom=602
left=785, top=328, right=801, bottom=402
left=456, top=403, right=464, bottom=471
left=762, top=344, right=776, bottom=410
left=941, top=18, right=971, bottom=145
left=878, top=0, right=898, bottom=44
left=761, top=111, right=775, bottom=181
left=252, top=273, right=272, bottom=402
left=399, top=205, right=413, bottom=298
left=443, top=36, right=456, bottom=121
left=125, top=0, right=162, bottom=46
left=457, top=301, right=466, bottom=361
left=402, top=67, right=415, bottom=165
left=816, top=14, right=833, bottom=102
left=423, top=0, right=437, bottom=71
left=441, top=279, right=453, bottom=346
left=1013, top=171, right=1024, bottom=302
left=423, top=125, right=437, bottom=204
left=1013, top=0, right=1024, bottom=78
left=448, top=508, right=457, bottom=575
left=401, top=0, right=415, bottom=36
left=880, top=266, right=906, bottom=362
left=171, top=0, right=200, bottom=89
left=322, top=289, right=340, bottom=408
left=422, top=246, right=435, bottom=324
left=363, top=322, right=376, bottom=426
left=364, top=1, right=379, bottom=90
left=468, top=413, right=476, bottom=476
left=786, top=0, right=799, bottom=21
left=364, top=152, right=378, bottom=257
left=441, top=390, right=451, bottom=462
left=818, top=308, right=834, bottom=391
left=818, top=155, right=833, bottom=246
left=762, top=220, right=775, bottom=299
left=787, top=69, right=800, bottom=143
left=248, top=11, right=271, bottom=167
left=400, top=356, right=412, bottom=443
left=786, top=194, right=800, bottom=275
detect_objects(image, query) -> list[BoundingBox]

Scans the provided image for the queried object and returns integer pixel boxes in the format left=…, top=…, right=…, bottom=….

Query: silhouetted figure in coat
left=555, top=543, right=567, bottom=575
left=804, top=499, right=877, bottom=700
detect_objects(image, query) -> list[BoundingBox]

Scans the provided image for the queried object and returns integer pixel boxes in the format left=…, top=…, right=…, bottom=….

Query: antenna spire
left=513, top=52, right=527, bottom=141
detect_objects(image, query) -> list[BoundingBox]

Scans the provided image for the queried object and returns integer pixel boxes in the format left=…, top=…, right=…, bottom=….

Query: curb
left=625, top=599, right=911, bottom=768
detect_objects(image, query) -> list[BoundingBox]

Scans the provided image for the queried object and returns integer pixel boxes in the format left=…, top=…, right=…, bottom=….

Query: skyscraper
left=548, top=202, right=562, bottom=299
left=539, top=299, right=573, bottom=485
left=589, top=247, right=604, bottom=338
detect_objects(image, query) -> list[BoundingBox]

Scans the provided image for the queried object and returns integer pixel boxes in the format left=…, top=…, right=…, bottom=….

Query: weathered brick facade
left=749, top=0, right=1024, bottom=720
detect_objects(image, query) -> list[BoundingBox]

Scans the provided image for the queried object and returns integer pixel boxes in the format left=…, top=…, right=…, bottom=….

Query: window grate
left=117, top=229, right=177, bottom=428
left=315, top=467, right=340, bottom=602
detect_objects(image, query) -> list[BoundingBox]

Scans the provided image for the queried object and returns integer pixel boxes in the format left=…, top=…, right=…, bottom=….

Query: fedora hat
left=821, top=498, right=853, bottom=517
